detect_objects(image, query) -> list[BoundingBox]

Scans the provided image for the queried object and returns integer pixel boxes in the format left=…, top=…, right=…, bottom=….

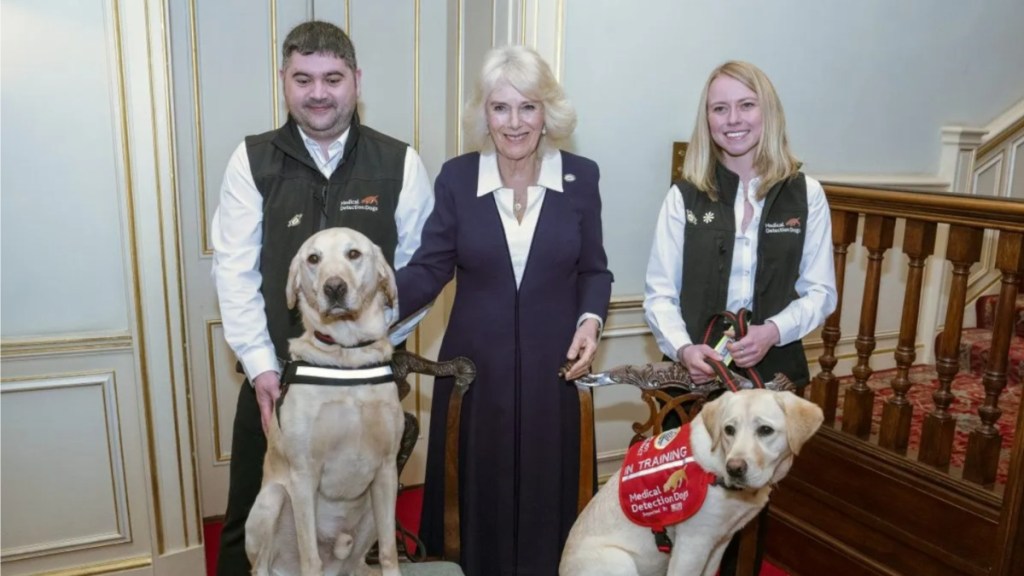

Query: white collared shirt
left=643, top=175, right=837, bottom=359
left=299, top=126, right=347, bottom=177
left=210, top=126, right=434, bottom=381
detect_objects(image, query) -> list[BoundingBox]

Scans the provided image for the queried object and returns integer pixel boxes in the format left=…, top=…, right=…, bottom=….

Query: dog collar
left=282, top=361, right=394, bottom=386
left=313, top=331, right=382, bottom=349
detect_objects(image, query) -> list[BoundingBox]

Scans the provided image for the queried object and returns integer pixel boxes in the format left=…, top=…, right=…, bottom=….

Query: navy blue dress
left=397, top=150, right=612, bottom=576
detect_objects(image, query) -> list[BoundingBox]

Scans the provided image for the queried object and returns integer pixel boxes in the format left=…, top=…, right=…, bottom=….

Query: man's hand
left=564, top=319, right=601, bottom=381
left=252, top=370, right=282, bottom=435
left=679, top=343, right=718, bottom=384
left=727, top=322, right=781, bottom=368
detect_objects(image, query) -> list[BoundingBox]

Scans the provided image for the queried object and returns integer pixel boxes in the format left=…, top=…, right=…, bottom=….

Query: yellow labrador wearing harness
left=245, top=227, right=403, bottom=576
left=560, top=390, right=823, bottom=576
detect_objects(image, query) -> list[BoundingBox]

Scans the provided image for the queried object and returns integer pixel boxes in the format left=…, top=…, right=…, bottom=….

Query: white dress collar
left=476, top=147, right=564, bottom=196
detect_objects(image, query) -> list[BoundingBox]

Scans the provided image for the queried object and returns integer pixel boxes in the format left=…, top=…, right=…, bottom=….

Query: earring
left=542, top=126, right=547, bottom=135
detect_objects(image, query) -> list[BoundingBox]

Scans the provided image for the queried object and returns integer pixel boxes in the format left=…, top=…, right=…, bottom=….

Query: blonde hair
left=463, top=45, right=577, bottom=150
left=681, top=61, right=800, bottom=200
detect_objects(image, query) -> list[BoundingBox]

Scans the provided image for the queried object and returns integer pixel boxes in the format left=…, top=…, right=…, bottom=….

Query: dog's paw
left=354, top=564, right=383, bottom=576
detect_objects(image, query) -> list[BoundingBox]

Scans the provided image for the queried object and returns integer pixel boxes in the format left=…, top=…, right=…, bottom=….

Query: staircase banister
left=822, top=183, right=1024, bottom=232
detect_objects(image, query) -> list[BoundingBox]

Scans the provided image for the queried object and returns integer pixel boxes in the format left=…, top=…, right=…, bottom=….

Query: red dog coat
left=618, top=424, right=716, bottom=552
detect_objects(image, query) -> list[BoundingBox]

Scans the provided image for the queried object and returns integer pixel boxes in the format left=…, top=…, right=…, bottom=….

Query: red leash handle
left=699, top=309, right=765, bottom=391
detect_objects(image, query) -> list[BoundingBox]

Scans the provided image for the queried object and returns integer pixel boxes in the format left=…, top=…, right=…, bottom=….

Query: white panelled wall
left=2, top=0, right=201, bottom=575
left=1, top=1, right=1023, bottom=575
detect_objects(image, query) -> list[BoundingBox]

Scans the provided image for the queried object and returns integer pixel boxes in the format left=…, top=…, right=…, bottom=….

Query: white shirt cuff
left=577, top=313, right=604, bottom=336
left=240, top=349, right=282, bottom=384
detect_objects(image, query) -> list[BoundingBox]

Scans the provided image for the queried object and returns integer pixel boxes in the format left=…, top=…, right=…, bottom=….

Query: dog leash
left=700, top=309, right=765, bottom=391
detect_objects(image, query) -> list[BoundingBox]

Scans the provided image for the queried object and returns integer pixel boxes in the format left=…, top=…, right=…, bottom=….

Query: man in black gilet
left=210, top=21, right=433, bottom=575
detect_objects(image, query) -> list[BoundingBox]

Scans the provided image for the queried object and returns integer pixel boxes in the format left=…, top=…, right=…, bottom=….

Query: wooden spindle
left=919, top=225, right=984, bottom=469
left=842, top=215, right=896, bottom=438
left=811, top=210, right=859, bottom=425
left=963, top=232, right=1024, bottom=485
left=880, top=220, right=937, bottom=452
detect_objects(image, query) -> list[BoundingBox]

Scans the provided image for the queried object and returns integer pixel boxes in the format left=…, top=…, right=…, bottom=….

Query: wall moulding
left=24, top=555, right=152, bottom=576
left=0, top=334, right=133, bottom=359
left=1, top=372, right=131, bottom=561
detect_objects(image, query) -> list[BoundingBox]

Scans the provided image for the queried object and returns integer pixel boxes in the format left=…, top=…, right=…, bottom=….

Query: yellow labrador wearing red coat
left=245, top=228, right=403, bottom=576
left=560, top=390, right=823, bottom=576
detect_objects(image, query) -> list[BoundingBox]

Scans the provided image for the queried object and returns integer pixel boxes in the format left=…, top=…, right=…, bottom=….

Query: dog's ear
left=374, top=244, right=398, bottom=309
left=701, top=391, right=731, bottom=452
left=776, top=392, right=824, bottom=455
left=286, top=249, right=303, bottom=310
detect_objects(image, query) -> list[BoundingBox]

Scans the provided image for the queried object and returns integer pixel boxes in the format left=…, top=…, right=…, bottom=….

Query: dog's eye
left=757, top=425, right=774, bottom=437
left=307, top=253, right=320, bottom=264
left=724, top=425, right=736, bottom=436
left=347, top=249, right=361, bottom=260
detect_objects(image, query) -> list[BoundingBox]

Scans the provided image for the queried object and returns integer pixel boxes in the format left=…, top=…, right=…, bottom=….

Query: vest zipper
left=317, top=184, right=328, bottom=231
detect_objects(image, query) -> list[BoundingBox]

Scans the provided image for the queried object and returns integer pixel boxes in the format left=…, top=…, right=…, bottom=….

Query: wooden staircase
left=948, top=293, right=1024, bottom=389
left=764, top=186, right=1024, bottom=576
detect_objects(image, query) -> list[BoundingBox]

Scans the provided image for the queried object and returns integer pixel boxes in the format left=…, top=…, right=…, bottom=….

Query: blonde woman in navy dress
left=395, top=45, right=613, bottom=576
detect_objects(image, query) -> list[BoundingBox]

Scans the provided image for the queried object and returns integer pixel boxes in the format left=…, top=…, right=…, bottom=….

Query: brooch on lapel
left=686, top=210, right=698, bottom=225
left=702, top=211, right=715, bottom=224
left=564, top=173, right=576, bottom=182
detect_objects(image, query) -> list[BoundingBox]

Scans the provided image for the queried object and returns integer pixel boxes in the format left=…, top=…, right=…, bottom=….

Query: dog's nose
left=323, top=278, right=348, bottom=303
left=726, top=458, right=747, bottom=479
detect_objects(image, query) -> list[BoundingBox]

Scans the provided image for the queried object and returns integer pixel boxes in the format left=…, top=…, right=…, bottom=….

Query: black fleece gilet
left=675, top=163, right=811, bottom=387
left=246, top=117, right=406, bottom=360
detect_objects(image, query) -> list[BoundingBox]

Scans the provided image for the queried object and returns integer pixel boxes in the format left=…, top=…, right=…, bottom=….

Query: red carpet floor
left=836, top=364, right=1020, bottom=485
left=203, top=485, right=788, bottom=575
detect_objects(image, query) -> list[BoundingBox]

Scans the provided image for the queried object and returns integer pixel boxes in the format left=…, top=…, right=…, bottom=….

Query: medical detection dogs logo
left=618, top=424, right=715, bottom=532
left=765, top=216, right=802, bottom=235
left=339, top=195, right=381, bottom=213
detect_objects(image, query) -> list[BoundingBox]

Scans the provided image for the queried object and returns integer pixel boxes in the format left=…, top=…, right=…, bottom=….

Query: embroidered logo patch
left=765, top=215, right=802, bottom=234
left=287, top=213, right=303, bottom=227
left=339, top=196, right=380, bottom=213
left=618, top=424, right=715, bottom=530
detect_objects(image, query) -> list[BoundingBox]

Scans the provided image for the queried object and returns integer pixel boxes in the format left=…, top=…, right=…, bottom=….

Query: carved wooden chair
left=387, top=350, right=476, bottom=576
left=573, top=361, right=794, bottom=576
left=398, top=354, right=785, bottom=575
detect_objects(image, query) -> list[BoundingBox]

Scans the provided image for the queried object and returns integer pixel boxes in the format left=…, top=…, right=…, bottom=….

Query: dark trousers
left=217, top=382, right=264, bottom=576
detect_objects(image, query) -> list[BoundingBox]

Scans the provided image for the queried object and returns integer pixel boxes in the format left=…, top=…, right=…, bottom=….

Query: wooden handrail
left=823, top=183, right=1024, bottom=232
left=812, top=183, right=1023, bottom=487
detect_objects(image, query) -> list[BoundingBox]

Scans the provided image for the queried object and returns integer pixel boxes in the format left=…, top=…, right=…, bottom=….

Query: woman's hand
left=563, top=319, right=601, bottom=380
left=679, top=343, right=718, bottom=383
left=727, top=322, right=780, bottom=368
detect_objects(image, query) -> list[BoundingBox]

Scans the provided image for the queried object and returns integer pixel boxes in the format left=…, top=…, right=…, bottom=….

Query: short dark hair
left=281, top=21, right=357, bottom=71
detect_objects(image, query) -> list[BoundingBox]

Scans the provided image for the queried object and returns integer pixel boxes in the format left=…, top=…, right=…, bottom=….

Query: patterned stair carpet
left=836, top=364, right=1021, bottom=486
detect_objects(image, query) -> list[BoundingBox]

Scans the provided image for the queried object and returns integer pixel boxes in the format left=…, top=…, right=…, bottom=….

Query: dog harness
left=275, top=361, right=394, bottom=426
left=618, top=424, right=717, bottom=553
left=701, top=309, right=766, bottom=391
left=281, top=361, right=394, bottom=386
